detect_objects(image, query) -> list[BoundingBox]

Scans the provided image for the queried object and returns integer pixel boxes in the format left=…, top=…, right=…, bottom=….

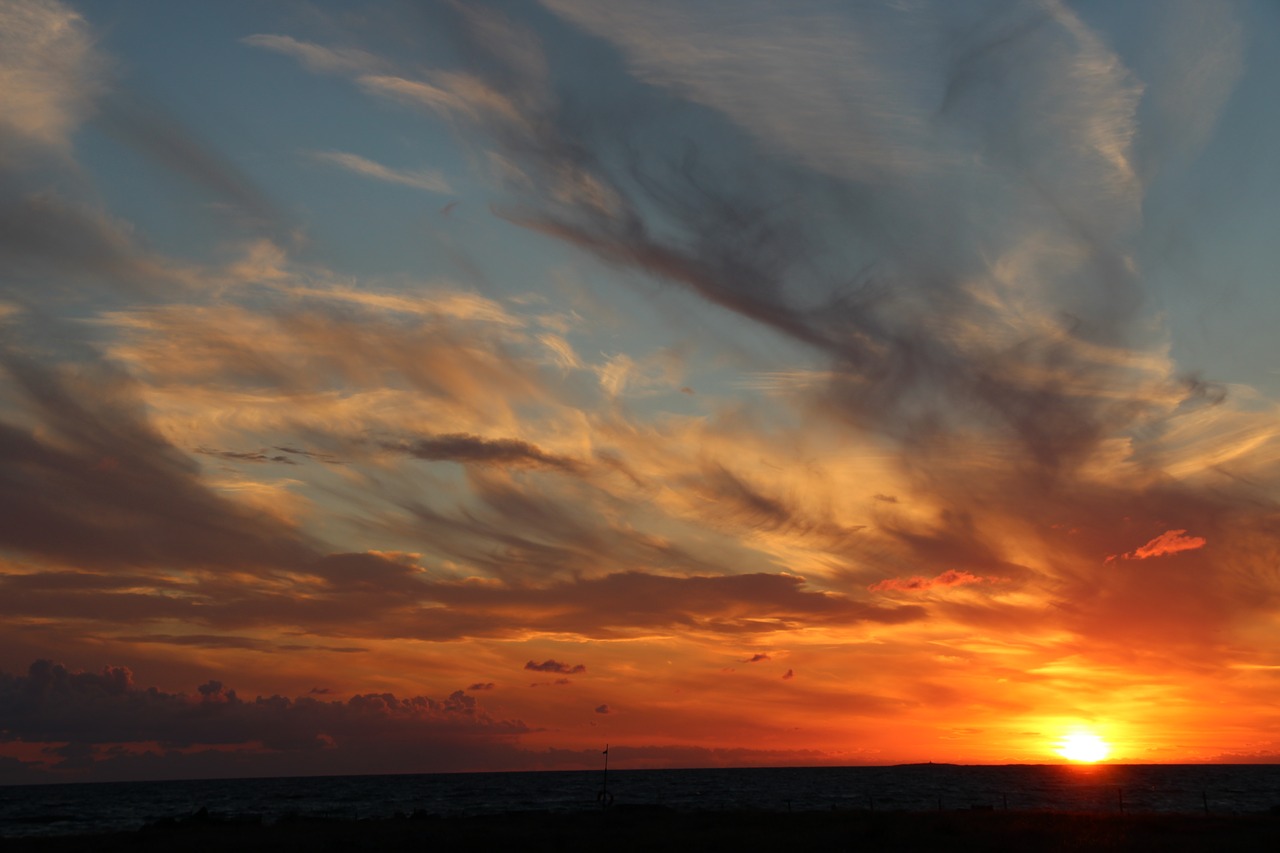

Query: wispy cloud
left=0, top=0, right=104, bottom=155
left=358, top=72, right=527, bottom=127
left=868, top=570, right=991, bottom=594
left=242, top=34, right=385, bottom=76
left=311, top=150, right=452, bottom=194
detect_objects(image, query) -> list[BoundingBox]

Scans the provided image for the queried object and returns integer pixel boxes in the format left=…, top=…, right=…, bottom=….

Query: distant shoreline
left=6, top=807, right=1280, bottom=852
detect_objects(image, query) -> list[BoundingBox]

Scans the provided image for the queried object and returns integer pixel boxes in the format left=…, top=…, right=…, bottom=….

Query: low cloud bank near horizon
left=0, top=660, right=861, bottom=783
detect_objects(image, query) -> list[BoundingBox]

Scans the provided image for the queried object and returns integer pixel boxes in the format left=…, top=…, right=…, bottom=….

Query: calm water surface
left=3, top=764, right=1280, bottom=838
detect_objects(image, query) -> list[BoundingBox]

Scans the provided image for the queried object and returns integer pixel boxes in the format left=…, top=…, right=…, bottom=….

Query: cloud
left=0, top=660, right=528, bottom=781
left=682, top=463, right=864, bottom=546
left=395, top=571, right=926, bottom=640
left=99, top=296, right=553, bottom=439
left=274, top=446, right=343, bottom=464
left=358, top=72, right=526, bottom=127
left=1129, top=0, right=1244, bottom=174
left=0, top=563, right=927, bottom=644
left=390, top=433, right=580, bottom=471
left=0, top=661, right=877, bottom=781
left=782, top=669, right=794, bottom=680
left=525, top=660, right=586, bottom=675
left=196, top=447, right=297, bottom=465
left=0, top=0, right=105, bottom=156
left=311, top=150, right=453, bottom=194
left=745, top=653, right=770, bottom=663
left=1110, top=529, right=1208, bottom=562
left=0, top=191, right=196, bottom=295
left=111, top=634, right=368, bottom=654
left=0, top=352, right=316, bottom=572
left=242, top=34, right=386, bottom=76
left=868, top=570, right=991, bottom=594
left=445, top=0, right=1229, bottom=493
left=96, top=95, right=286, bottom=234
left=468, top=683, right=495, bottom=691
left=542, top=0, right=934, bottom=183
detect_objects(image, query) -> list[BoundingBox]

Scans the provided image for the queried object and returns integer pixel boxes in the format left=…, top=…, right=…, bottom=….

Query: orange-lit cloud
left=868, top=570, right=990, bottom=593
left=1109, top=529, right=1208, bottom=562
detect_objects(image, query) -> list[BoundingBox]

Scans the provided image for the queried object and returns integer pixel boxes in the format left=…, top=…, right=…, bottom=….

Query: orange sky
left=2, top=0, right=1280, bottom=783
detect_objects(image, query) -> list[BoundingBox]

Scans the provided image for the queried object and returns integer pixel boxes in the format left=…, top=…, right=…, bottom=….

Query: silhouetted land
left=6, top=807, right=1280, bottom=852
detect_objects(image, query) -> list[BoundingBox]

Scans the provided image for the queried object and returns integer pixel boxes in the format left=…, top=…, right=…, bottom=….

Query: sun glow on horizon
left=1056, top=731, right=1111, bottom=763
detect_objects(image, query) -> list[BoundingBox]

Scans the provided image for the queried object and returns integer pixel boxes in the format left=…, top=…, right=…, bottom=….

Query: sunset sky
left=3, top=0, right=1280, bottom=784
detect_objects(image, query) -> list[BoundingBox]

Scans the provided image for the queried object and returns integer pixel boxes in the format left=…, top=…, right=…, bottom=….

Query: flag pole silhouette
left=597, top=745, right=613, bottom=808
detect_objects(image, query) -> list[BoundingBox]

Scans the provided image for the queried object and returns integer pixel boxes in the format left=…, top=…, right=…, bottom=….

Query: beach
left=5, top=807, right=1280, bottom=852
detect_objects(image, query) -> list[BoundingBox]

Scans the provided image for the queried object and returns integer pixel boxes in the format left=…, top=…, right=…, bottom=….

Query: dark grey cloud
left=1, top=555, right=919, bottom=643
left=524, top=660, right=586, bottom=675
left=0, top=660, right=890, bottom=782
left=196, top=447, right=298, bottom=465
left=274, top=446, right=343, bottom=464
left=402, top=571, right=925, bottom=640
left=0, top=660, right=525, bottom=781
left=111, top=634, right=369, bottom=654
left=389, top=432, right=580, bottom=471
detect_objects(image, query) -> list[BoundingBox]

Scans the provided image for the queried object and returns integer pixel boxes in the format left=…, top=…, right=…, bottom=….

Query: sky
left=2, top=0, right=1280, bottom=784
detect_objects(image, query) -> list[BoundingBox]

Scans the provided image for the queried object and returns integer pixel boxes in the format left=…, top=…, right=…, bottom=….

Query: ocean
left=3, top=764, right=1280, bottom=839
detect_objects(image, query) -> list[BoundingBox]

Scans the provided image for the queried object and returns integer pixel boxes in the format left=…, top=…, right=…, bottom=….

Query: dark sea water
left=3, top=764, right=1280, bottom=838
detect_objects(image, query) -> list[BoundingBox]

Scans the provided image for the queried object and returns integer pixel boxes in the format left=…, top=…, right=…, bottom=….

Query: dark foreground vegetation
left=6, top=806, right=1280, bottom=852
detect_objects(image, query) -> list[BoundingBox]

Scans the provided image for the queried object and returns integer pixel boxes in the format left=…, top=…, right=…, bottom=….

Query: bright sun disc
left=1058, top=732, right=1110, bottom=763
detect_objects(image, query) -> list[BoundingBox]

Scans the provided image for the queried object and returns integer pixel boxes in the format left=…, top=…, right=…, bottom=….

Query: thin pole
left=602, top=745, right=609, bottom=804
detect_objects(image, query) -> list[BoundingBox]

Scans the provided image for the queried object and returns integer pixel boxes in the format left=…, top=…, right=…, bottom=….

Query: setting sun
left=1057, top=732, right=1111, bottom=763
